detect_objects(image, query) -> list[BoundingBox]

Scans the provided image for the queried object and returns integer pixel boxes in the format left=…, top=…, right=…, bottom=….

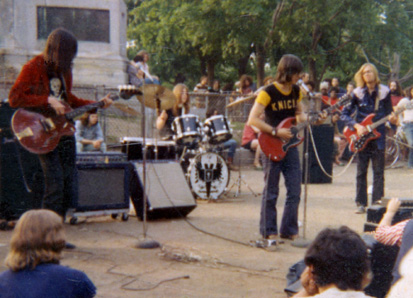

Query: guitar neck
left=370, top=106, right=405, bottom=130
left=65, top=101, right=105, bottom=121
left=294, top=94, right=350, bottom=133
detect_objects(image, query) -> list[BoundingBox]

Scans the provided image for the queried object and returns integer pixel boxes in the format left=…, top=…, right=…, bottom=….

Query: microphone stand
left=136, top=84, right=160, bottom=249
left=291, top=81, right=316, bottom=248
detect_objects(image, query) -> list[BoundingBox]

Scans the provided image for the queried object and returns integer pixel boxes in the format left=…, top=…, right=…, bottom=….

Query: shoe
left=228, top=164, right=239, bottom=171
left=355, top=206, right=366, bottom=214
left=254, top=166, right=263, bottom=171
left=65, top=242, right=76, bottom=249
left=372, top=200, right=382, bottom=205
left=280, top=234, right=298, bottom=240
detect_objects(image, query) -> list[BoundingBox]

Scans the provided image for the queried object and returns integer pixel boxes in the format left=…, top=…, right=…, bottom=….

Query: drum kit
left=120, top=84, right=234, bottom=200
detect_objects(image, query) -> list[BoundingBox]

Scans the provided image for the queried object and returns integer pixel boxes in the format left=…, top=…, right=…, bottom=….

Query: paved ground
left=0, top=161, right=412, bottom=298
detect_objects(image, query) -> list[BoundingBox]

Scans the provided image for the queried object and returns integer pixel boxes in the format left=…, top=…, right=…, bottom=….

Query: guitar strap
left=374, top=86, right=380, bottom=112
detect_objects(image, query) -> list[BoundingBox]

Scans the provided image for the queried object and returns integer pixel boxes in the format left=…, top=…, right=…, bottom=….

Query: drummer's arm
left=156, top=110, right=168, bottom=130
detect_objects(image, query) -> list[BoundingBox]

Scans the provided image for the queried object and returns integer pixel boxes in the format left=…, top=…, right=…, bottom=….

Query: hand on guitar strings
left=47, top=96, right=66, bottom=115
left=354, top=123, right=368, bottom=136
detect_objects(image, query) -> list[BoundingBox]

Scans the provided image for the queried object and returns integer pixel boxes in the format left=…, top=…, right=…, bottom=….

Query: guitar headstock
left=117, top=85, right=143, bottom=100
left=337, top=94, right=352, bottom=108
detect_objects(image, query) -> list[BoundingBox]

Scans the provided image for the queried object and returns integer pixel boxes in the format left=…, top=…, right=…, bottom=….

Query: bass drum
left=188, top=152, right=230, bottom=200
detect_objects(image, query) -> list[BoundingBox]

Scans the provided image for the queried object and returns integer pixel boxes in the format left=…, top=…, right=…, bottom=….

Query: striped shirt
left=374, top=219, right=410, bottom=246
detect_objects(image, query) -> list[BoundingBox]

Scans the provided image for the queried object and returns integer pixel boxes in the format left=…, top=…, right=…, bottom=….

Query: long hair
left=354, top=63, right=380, bottom=88
left=405, top=87, right=413, bottom=100
left=239, top=74, right=253, bottom=89
left=79, top=109, right=98, bottom=126
left=5, top=210, right=65, bottom=271
left=275, top=54, right=303, bottom=84
left=43, top=28, right=78, bottom=75
left=172, top=83, right=190, bottom=115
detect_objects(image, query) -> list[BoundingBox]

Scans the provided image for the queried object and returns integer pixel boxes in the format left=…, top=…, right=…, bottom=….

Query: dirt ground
left=0, top=162, right=412, bottom=298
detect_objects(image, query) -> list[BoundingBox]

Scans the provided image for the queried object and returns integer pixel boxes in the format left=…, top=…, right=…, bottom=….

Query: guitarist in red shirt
left=340, top=63, right=397, bottom=214
left=8, top=28, right=112, bottom=225
left=248, top=54, right=325, bottom=246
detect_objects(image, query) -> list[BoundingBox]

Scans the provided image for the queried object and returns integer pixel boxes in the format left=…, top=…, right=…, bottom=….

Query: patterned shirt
left=374, top=219, right=409, bottom=246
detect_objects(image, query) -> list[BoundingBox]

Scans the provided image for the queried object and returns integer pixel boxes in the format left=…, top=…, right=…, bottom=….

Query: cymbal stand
left=227, top=156, right=258, bottom=197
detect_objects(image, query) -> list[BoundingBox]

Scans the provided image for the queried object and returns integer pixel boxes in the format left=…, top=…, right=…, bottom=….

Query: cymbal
left=136, top=84, right=176, bottom=110
left=226, top=94, right=257, bottom=108
left=112, top=102, right=140, bottom=116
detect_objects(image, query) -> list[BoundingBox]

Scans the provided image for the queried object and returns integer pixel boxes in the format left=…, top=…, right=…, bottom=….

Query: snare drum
left=204, top=115, right=232, bottom=145
left=172, top=114, right=202, bottom=146
left=187, top=152, right=229, bottom=200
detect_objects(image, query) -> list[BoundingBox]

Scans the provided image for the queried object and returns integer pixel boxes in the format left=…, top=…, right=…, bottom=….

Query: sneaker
left=355, top=206, right=366, bottom=214
left=372, top=200, right=382, bottom=205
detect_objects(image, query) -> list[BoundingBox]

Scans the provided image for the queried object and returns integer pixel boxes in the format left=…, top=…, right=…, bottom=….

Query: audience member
left=292, top=226, right=373, bottom=297
left=389, top=80, right=403, bottom=97
left=239, top=74, right=255, bottom=95
left=134, top=50, right=160, bottom=85
left=331, top=77, right=346, bottom=95
left=386, top=247, right=413, bottom=298
left=194, top=75, right=209, bottom=92
left=127, top=55, right=145, bottom=88
left=396, top=87, right=413, bottom=168
left=208, top=79, right=222, bottom=93
left=0, top=209, right=96, bottom=297
left=241, top=114, right=264, bottom=169
left=75, top=110, right=106, bottom=153
left=347, top=81, right=356, bottom=96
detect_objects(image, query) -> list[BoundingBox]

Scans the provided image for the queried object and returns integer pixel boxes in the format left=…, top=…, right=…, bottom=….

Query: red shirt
left=241, top=124, right=257, bottom=146
left=9, top=55, right=94, bottom=109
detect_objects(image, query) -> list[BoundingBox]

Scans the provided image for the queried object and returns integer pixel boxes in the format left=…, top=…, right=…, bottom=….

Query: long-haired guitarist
left=248, top=54, right=325, bottom=245
left=8, top=28, right=112, bottom=225
left=340, top=63, right=397, bottom=214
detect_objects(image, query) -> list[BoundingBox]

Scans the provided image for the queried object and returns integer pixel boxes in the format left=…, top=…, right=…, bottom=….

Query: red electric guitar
left=11, top=85, right=140, bottom=154
left=259, top=94, right=351, bottom=162
left=343, top=102, right=413, bottom=152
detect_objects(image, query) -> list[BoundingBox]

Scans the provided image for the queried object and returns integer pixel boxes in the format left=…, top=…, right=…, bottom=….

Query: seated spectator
left=208, top=79, right=222, bottom=93
left=241, top=113, right=264, bottom=170
left=374, top=198, right=413, bottom=286
left=194, top=75, right=209, bottom=92
left=0, top=209, right=96, bottom=297
left=134, top=50, right=160, bottom=85
left=292, top=226, right=373, bottom=297
left=75, top=111, right=106, bottom=153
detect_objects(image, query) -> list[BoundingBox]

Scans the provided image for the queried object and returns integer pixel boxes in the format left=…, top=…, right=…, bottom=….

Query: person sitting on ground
left=292, top=226, right=373, bottom=297
left=134, top=50, right=160, bottom=85
left=0, top=209, right=96, bottom=297
left=75, top=110, right=106, bottom=153
left=241, top=113, right=264, bottom=169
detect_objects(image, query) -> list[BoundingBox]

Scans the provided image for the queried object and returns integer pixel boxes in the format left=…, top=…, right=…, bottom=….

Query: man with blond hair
left=341, top=63, right=396, bottom=214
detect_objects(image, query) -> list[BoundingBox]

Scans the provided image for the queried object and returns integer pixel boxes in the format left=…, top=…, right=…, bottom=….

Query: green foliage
left=124, top=0, right=412, bottom=90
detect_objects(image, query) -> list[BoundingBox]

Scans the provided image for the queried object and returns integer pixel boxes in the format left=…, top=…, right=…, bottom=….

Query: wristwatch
left=271, top=127, right=277, bottom=137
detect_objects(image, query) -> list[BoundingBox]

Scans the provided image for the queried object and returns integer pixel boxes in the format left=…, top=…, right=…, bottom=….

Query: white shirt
left=396, top=97, right=413, bottom=123
left=311, top=287, right=374, bottom=298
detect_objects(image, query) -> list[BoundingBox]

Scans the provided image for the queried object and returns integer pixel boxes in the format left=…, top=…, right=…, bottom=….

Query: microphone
left=297, top=79, right=315, bottom=97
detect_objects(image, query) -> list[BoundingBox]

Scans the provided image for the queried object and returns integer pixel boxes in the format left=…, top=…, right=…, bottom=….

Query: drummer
left=156, top=83, right=191, bottom=140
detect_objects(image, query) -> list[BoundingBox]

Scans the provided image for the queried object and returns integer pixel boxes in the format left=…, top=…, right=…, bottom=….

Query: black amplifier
left=76, top=152, right=127, bottom=163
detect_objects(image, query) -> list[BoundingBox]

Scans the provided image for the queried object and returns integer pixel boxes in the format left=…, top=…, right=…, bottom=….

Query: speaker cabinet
left=74, top=162, right=130, bottom=212
left=129, top=161, right=197, bottom=220
left=302, top=125, right=334, bottom=184
left=0, top=102, right=43, bottom=220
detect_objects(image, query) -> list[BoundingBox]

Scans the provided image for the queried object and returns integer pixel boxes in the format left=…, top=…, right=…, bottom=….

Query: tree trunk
left=256, top=45, right=266, bottom=88
left=237, top=56, right=250, bottom=78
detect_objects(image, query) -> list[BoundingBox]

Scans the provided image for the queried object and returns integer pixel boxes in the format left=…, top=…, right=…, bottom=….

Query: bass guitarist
left=340, top=63, right=396, bottom=214
left=8, top=28, right=112, bottom=233
left=248, top=54, right=325, bottom=246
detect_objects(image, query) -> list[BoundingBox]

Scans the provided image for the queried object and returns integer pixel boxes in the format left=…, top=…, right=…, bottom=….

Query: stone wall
left=0, top=0, right=128, bottom=87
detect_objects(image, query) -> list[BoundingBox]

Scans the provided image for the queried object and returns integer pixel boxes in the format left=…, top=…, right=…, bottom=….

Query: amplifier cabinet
left=73, top=162, right=130, bottom=212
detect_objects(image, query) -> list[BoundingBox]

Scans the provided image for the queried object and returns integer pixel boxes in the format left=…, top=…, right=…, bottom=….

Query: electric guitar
left=343, top=102, right=413, bottom=152
left=259, top=94, right=351, bottom=162
left=11, top=85, right=140, bottom=154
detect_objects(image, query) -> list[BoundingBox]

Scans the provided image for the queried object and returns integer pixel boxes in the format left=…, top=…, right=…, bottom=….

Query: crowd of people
left=2, top=26, right=413, bottom=297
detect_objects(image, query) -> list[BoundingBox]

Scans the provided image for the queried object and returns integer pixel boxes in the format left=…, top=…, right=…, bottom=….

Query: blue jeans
left=260, top=147, right=301, bottom=238
left=222, top=139, right=237, bottom=159
left=356, top=141, right=384, bottom=207
left=38, top=136, right=77, bottom=217
left=403, top=123, right=413, bottom=168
